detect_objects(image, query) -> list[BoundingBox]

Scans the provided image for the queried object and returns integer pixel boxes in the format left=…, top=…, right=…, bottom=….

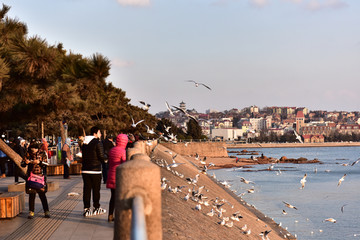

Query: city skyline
left=5, top=0, right=360, bottom=114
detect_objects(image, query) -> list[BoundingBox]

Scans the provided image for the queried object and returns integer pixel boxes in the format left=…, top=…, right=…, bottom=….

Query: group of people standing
left=0, top=128, right=135, bottom=222
left=81, top=126, right=132, bottom=222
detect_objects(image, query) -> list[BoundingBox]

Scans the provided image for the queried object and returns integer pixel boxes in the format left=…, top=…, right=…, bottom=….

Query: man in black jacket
left=81, top=126, right=106, bottom=217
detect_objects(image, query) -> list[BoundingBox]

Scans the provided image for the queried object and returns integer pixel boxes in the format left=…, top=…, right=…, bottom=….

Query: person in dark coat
left=13, top=138, right=26, bottom=182
left=81, top=126, right=106, bottom=217
left=106, top=134, right=128, bottom=222
left=21, top=141, right=50, bottom=219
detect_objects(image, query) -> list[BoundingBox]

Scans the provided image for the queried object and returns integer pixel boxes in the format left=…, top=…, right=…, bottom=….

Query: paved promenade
left=0, top=175, right=113, bottom=240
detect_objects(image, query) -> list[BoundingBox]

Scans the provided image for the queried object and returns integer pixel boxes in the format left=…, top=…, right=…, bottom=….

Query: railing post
left=114, top=152, right=162, bottom=240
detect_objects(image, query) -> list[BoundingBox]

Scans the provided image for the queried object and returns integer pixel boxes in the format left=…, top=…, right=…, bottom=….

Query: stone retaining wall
left=160, top=142, right=228, bottom=157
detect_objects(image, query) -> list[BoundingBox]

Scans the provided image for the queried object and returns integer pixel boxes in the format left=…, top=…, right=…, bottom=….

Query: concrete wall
left=160, top=142, right=228, bottom=157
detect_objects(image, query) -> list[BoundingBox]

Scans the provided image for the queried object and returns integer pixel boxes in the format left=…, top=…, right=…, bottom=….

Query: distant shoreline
left=226, top=142, right=360, bottom=149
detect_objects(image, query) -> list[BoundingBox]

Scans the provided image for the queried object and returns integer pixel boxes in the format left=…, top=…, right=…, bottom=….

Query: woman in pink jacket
left=106, top=134, right=128, bottom=222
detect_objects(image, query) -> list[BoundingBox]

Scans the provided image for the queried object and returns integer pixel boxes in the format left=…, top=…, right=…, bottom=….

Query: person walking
left=106, top=134, right=128, bottom=222
left=81, top=126, right=106, bottom=217
left=21, top=141, right=50, bottom=219
left=62, top=138, right=72, bottom=179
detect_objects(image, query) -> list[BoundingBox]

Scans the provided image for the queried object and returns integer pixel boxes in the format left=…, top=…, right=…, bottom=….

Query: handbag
left=27, top=172, right=45, bottom=190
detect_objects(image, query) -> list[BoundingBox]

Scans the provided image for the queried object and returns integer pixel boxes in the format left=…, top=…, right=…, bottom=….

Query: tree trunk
left=41, top=121, right=44, bottom=139
left=82, top=127, right=86, bottom=137
left=0, top=139, right=27, bottom=179
left=59, top=121, right=65, bottom=146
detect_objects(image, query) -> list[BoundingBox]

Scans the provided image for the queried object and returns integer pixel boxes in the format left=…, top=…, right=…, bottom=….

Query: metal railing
left=131, top=196, right=147, bottom=240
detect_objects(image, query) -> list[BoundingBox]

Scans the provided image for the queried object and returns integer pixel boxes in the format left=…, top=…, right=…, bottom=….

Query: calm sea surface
left=209, top=147, right=360, bottom=240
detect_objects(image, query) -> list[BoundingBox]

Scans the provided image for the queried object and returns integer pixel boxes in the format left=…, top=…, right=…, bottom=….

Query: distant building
left=211, top=128, right=244, bottom=141
left=337, top=124, right=360, bottom=135
left=179, top=101, right=186, bottom=111
left=296, top=110, right=305, bottom=134
left=303, top=135, right=324, bottom=143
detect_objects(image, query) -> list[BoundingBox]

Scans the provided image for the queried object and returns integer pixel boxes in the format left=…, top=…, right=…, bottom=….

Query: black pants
left=102, top=162, right=108, bottom=184
left=29, top=192, right=49, bottom=212
left=0, top=157, right=6, bottom=175
left=109, top=188, right=115, bottom=216
left=63, top=163, right=70, bottom=179
left=82, top=173, right=102, bottom=209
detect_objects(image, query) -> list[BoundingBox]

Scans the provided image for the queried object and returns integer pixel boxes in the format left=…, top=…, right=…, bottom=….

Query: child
left=21, top=141, right=50, bottom=219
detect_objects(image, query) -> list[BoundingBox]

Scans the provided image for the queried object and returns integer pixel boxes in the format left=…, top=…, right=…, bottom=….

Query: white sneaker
left=93, top=207, right=106, bottom=216
left=83, top=208, right=92, bottom=217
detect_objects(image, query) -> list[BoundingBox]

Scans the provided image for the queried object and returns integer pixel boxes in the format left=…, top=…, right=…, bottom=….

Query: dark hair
left=90, top=126, right=100, bottom=135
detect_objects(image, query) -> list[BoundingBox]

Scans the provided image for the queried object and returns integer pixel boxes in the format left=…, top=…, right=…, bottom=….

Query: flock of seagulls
left=227, top=156, right=360, bottom=239
left=152, top=150, right=277, bottom=239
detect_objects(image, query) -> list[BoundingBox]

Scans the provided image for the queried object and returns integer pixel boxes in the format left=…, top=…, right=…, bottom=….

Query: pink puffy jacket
left=106, top=134, right=128, bottom=189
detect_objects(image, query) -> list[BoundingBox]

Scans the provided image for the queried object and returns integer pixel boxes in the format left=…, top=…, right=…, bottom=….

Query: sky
left=4, top=0, right=360, bottom=114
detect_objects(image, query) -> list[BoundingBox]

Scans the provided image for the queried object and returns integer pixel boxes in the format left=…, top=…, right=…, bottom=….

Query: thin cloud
left=116, top=0, right=150, bottom=7
left=249, top=0, right=270, bottom=8
left=112, top=58, right=134, bottom=68
left=305, top=0, right=348, bottom=11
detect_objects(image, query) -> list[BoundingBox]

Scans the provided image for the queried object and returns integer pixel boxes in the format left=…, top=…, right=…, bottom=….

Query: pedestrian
left=13, top=137, right=26, bottom=182
left=126, top=133, right=136, bottom=149
left=106, top=134, right=128, bottom=222
left=21, top=141, right=50, bottom=219
left=0, top=149, right=7, bottom=178
left=81, top=126, right=106, bottom=217
left=102, top=135, right=115, bottom=184
left=62, top=138, right=72, bottom=179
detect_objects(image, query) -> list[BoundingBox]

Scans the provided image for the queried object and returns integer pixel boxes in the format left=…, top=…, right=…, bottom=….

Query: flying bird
left=337, top=174, right=346, bottom=186
left=324, top=218, right=336, bottom=223
left=351, top=158, right=360, bottom=166
left=283, top=201, right=298, bottom=210
left=300, top=173, right=307, bottom=189
left=240, top=177, right=254, bottom=184
left=139, top=101, right=151, bottom=110
left=171, top=105, right=198, bottom=123
left=145, top=124, right=156, bottom=135
left=186, top=80, right=212, bottom=90
left=131, top=116, right=144, bottom=128
left=165, top=101, right=174, bottom=116
left=341, top=204, right=347, bottom=213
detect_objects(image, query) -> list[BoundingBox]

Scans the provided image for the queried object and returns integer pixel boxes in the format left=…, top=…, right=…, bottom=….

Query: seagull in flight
left=131, top=116, right=144, bottom=128
left=324, top=218, right=336, bottom=223
left=338, top=174, right=346, bottom=186
left=300, top=173, right=307, bottom=189
left=139, top=101, right=151, bottom=111
left=239, top=177, right=255, bottom=184
left=171, top=105, right=198, bottom=123
left=165, top=101, right=174, bottom=116
left=145, top=124, right=156, bottom=135
left=186, top=80, right=212, bottom=90
left=351, top=158, right=360, bottom=166
left=283, top=201, right=298, bottom=210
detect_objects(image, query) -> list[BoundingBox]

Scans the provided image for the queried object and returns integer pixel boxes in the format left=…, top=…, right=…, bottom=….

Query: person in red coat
left=106, top=134, right=128, bottom=222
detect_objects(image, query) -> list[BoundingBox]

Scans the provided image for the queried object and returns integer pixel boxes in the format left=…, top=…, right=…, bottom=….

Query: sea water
left=209, top=147, right=360, bottom=240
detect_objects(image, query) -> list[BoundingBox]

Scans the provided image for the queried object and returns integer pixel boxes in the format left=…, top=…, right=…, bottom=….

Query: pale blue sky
left=4, top=0, right=360, bottom=114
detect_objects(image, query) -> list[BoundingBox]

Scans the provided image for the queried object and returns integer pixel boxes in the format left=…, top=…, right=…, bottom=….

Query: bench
left=70, top=163, right=82, bottom=175
left=8, top=181, right=59, bottom=192
left=47, top=164, right=64, bottom=176
left=0, top=192, right=25, bottom=218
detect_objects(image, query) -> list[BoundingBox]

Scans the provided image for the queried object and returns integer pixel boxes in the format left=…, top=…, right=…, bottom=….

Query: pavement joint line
left=5, top=177, right=83, bottom=240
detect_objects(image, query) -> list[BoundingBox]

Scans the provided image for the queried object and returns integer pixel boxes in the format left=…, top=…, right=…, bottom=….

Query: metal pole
left=131, top=196, right=147, bottom=240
